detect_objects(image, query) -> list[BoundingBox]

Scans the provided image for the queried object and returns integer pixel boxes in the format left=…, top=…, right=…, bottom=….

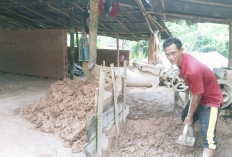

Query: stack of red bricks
left=0, top=29, right=68, bottom=79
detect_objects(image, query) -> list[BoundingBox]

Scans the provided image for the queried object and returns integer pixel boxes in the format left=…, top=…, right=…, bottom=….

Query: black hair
left=163, top=37, right=182, bottom=50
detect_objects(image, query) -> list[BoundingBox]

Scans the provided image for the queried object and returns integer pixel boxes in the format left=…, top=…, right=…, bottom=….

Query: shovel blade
left=176, top=135, right=195, bottom=146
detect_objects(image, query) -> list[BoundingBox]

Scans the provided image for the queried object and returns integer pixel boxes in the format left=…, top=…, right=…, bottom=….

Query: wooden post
left=110, top=63, right=120, bottom=135
left=228, top=23, right=232, bottom=68
left=137, top=40, right=140, bottom=58
left=116, top=33, right=119, bottom=67
left=88, top=0, right=99, bottom=80
left=122, top=39, right=125, bottom=50
left=122, top=61, right=127, bottom=121
left=97, top=69, right=105, bottom=157
left=76, top=29, right=79, bottom=64
left=69, top=3, right=75, bottom=80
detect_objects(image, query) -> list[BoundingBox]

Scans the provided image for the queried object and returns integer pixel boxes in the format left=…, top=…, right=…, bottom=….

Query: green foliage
left=131, top=40, right=148, bottom=59
left=164, top=21, right=229, bottom=58
left=193, top=36, right=229, bottom=57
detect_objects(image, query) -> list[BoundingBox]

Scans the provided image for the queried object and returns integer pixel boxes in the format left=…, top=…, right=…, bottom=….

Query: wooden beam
left=4, top=8, right=48, bottom=28
left=0, top=14, right=32, bottom=28
left=229, top=23, right=232, bottom=68
left=0, top=1, right=53, bottom=8
left=177, top=0, right=232, bottom=8
left=148, top=11, right=231, bottom=24
left=76, top=29, right=79, bottom=64
left=69, top=4, right=75, bottom=80
left=113, top=17, right=136, bottom=38
left=159, top=0, right=166, bottom=20
left=132, top=0, right=171, bottom=36
left=10, top=0, right=67, bottom=27
left=72, top=2, right=110, bottom=31
left=135, top=0, right=153, bottom=33
left=38, top=0, right=81, bottom=24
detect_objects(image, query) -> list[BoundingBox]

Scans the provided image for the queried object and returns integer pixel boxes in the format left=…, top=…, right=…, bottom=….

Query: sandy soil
left=103, top=86, right=232, bottom=157
left=16, top=72, right=112, bottom=154
left=16, top=78, right=99, bottom=153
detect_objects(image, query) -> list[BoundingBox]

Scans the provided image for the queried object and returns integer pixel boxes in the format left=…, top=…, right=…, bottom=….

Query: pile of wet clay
left=16, top=78, right=98, bottom=153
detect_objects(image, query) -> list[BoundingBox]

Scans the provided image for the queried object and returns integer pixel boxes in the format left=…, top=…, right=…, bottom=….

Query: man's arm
left=184, top=94, right=202, bottom=124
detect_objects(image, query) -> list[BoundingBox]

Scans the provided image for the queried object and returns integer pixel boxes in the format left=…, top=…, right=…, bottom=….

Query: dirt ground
left=103, top=86, right=232, bottom=157
left=1, top=73, right=232, bottom=157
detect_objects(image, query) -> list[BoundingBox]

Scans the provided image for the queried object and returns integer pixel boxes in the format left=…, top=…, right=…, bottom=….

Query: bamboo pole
left=110, top=63, right=120, bottom=135
left=116, top=33, right=120, bottom=67
left=229, top=23, right=232, bottom=68
left=122, top=61, right=127, bottom=121
left=97, top=69, right=105, bottom=157
left=69, top=4, right=75, bottom=80
left=135, top=0, right=153, bottom=34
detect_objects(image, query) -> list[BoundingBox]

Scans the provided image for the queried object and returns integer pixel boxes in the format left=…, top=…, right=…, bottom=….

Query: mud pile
left=16, top=78, right=98, bottom=153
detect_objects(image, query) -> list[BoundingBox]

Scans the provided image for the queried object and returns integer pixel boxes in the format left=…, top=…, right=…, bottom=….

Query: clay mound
left=16, top=78, right=98, bottom=153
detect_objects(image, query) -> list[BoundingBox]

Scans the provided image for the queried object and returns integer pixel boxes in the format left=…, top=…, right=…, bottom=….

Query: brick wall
left=0, top=29, right=68, bottom=79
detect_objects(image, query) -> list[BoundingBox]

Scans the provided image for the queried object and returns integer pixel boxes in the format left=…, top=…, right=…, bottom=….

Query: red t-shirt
left=180, top=53, right=223, bottom=108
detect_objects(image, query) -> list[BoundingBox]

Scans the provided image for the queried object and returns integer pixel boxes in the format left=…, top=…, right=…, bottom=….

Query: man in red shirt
left=163, top=37, right=223, bottom=157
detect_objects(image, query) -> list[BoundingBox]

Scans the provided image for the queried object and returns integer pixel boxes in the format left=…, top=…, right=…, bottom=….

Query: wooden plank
left=95, top=81, right=122, bottom=107
left=229, top=23, right=232, bottom=68
left=87, top=96, right=123, bottom=142
left=122, top=61, right=127, bottom=121
left=84, top=137, right=96, bottom=157
left=111, top=64, right=119, bottom=135
left=84, top=102, right=129, bottom=156
left=97, top=69, right=105, bottom=156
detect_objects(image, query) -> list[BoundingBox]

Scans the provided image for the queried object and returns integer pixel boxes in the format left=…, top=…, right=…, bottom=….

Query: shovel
left=176, top=98, right=195, bottom=146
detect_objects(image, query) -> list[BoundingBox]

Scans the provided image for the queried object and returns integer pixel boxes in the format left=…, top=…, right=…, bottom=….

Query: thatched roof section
left=0, top=0, right=231, bottom=40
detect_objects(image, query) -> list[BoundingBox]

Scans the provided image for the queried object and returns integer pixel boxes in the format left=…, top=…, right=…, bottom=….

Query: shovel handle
left=182, top=124, right=188, bottom=143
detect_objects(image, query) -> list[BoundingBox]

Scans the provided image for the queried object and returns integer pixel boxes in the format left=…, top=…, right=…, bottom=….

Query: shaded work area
left=1, top=0, right=232, bottom=157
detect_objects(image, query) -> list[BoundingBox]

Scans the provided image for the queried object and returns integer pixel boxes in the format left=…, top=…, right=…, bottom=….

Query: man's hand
left=184, top=116, right=193, bottom=125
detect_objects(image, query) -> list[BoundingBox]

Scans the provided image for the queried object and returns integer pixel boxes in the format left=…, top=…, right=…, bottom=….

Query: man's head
left=163, top=37, right=184, bottom=67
